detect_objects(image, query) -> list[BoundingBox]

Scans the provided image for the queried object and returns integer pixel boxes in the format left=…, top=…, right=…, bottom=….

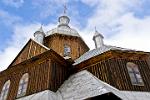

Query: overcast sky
left=0, top=0, right=150, bottom=71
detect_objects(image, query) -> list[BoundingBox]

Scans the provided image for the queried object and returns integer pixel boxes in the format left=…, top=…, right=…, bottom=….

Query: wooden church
left=1, top=9, right=150, bottom=100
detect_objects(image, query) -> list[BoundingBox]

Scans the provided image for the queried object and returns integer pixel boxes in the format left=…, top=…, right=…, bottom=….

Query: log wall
left=0, top=50, right=70, bottom=100
left=75, top=50, right=150, bottom=92
left=44, top=34, right=89, bottom=60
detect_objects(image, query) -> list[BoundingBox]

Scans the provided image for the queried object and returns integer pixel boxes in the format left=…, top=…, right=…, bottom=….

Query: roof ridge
left=31, top=38, right=50, bottom=50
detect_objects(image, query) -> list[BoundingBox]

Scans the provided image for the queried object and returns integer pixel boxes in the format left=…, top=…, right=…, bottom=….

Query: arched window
left=64, top=44, right=71, bottom=56
left=17, top=73, right=29, bottom=97
left=127, top=62, right=144, bottom=85
left=0, top=80, right=10, bottom=100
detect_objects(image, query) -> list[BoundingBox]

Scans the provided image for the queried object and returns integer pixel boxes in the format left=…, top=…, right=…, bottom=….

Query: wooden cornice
left=111, top=50, right=149, bottom=60
left=74, top=50, right=113, bottom=71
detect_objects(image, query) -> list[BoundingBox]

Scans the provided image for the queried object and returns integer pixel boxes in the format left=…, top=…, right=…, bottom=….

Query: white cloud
left=0, top=9, right=22, bottom=26
left=0, top=9, right=23, bottom=71
left=79, top=0, right=150, bottom=52
left=0, top=47, right=19, bottom=71
left=0, top=8, right=57, bottom=71
left=106, top=13, right=150, bottom=52
left=83, top=0, right=142, bottom=32
left=0, top=17, right=56, bottom=71
left=1, top=0, right=150, bottom=72
left=31, top=0, right=69, bottom=19
left=0, top=23, right=42, bottom=71
left=2, top=0, right=24, bottom=8
left=80, top=0, right=100, bottom=6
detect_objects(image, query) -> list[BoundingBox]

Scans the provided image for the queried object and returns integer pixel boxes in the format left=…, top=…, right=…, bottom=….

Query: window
left=64, top=44, right=71, bottom=56
left=17, top=73, right=29, bottom=98
left=127, top=62, right=144, bottom=85
left=0, top=80, right=10, bottom=100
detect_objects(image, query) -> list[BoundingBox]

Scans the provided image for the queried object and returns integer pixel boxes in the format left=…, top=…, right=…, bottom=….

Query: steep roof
left=58, top=70, right=150, bottom=100
left=73, top=45, right=138, bottom=65
left=46, top=26, right=81, bottom=37
left=8, top=39, right=49, bottom=67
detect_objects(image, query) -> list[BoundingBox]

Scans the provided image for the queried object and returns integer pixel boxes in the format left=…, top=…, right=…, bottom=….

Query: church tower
left=34, top=26, right=45, bottom=44
left=44, top=5, right=89, bottom=60
left=93, top=28, right=104, bottom=48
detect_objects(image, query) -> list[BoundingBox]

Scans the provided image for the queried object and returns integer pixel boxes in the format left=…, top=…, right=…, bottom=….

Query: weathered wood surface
left=44, top=34, right=89, bottom=60
left=74, top=50, right=150, bottom=92
left=0, top=50, right=70, bottom=100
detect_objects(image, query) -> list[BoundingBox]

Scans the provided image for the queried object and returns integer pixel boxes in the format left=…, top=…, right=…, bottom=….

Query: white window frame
left=127, top=62, right=144, bottom=86
left=0, top=80, right=10, bottom=100
left=17, top=73, right=29, bottom=98
left=64, top=44, right=71, bottom=56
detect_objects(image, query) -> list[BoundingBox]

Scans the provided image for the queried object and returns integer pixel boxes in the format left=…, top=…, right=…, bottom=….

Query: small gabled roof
left=8, top=39, right=49, bottom=68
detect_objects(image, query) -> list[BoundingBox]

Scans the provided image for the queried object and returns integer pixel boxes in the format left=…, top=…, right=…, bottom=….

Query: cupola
left=34, top=26, right=45, bottom=44
left=93, top=28, right=104, bottom=48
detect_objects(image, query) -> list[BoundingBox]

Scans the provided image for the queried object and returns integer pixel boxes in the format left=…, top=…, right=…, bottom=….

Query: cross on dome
left=93, top=27, right=104, bottom=39
left=63, top=3, right=67, bottom=15
left=37, top=24, right=44, bottom=33
left=95, top=26, right=98, bottom=33
left=58, top=3, right=70, bottom=27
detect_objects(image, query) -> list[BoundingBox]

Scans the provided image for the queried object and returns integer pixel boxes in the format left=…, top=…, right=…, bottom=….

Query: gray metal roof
left=46, top=25, right=81, bottom=37
left=73, top=45, right=135, bottom=65
left=17, top=70, right=150, bottom=100
left=59, top=70, right=150, bottom=100
left=46, top=15, right=81, bottom=37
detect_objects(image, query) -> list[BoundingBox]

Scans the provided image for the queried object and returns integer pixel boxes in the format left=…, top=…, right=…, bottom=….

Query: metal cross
left=95, top=26, right=97, bottom=32
left=63, top=3, right=67, bottom=14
